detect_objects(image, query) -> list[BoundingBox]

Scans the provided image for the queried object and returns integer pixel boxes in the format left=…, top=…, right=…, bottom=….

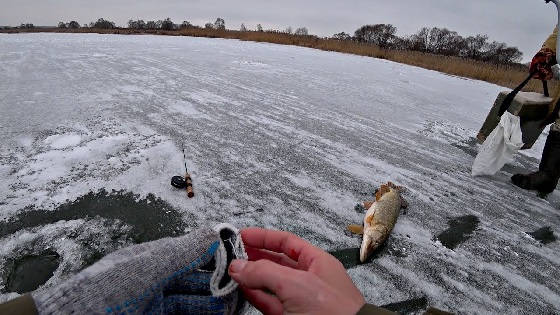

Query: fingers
left=241, top=228, right=324, bottom=264
left=229, top=259, right=306, bottom=300
left=240, top=287, right=283, bottom=315
left=245, top=246, right=299, bottom=269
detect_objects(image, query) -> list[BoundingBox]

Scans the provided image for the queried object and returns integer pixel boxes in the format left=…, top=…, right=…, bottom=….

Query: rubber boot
left=512, top=130, right=560, bottom=194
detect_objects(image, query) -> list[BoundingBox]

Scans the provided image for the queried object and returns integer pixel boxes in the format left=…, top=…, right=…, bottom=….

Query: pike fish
left=348, top=182, right=407, bottom=263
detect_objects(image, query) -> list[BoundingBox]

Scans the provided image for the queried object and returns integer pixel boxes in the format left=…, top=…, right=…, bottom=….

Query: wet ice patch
left=0, top=189, right=194, bottom=300
left=44, top=134, right=82, bottom=149
left=0, top=189, right=191, bottom=242
left=527, top=227, right=556, bottom=245
left=381, top=296, right=429, bottom=314
left=435, top=215, right=480, bottom=250
left=0, top=218, right=133, bottom=300
left=5, top=250, right=60, bottom=294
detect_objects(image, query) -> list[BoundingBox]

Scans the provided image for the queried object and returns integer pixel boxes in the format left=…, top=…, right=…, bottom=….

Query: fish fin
left=363, top=200, right=374, bottom=209
left=365, top=213, right=375, bottom=225
left=375, top=191, right=381, bottom=201
left=376, top=185, right=390, bottom=201
left=348, top=224, right=364, bottom=235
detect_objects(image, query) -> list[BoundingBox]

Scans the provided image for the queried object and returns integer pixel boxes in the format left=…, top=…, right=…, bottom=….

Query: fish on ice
left=348, top=182, right=408, bottom=263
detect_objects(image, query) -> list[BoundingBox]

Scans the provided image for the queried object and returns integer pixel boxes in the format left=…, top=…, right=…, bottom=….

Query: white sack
left=472, top=112, right=524, bottom=176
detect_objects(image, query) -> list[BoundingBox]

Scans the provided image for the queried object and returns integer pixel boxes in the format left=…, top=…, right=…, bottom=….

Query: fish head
left=359, top=234, right=373, bottom=263
left=359, top=231, right=382, bottom=263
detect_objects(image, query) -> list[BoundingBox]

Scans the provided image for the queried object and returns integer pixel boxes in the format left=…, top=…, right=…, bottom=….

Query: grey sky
left=0, top=0, right=557, bottom=61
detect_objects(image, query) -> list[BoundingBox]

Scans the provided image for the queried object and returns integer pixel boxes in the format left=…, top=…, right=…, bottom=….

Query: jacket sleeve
left=541, top=26, right=558, bottom=53
left=356, top=304, right=397, bottom=315
left=0, top=294, right=38, bottom=315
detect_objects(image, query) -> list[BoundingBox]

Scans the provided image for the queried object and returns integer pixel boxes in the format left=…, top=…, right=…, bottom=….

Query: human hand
left=228, top=228, right=365, bottom=315
left=530, top=48, right=556, bottom=80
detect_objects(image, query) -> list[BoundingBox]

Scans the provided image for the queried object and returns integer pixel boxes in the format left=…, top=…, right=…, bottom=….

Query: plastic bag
left=472, top=112, right=524, bottom=176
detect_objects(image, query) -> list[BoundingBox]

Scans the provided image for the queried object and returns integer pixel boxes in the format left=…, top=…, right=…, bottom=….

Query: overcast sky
left=1, top=0, right=558, bottom=61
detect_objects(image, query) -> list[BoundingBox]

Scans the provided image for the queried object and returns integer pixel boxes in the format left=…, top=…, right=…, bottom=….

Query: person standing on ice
left=511, top=26, right=560, bottom=195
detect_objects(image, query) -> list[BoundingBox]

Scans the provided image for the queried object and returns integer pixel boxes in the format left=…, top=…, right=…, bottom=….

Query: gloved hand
left=530, top=48, right=557, bottom=80
left=228, top=228, right=367, bottom=315
left=32, top=224, right=247, bottom=315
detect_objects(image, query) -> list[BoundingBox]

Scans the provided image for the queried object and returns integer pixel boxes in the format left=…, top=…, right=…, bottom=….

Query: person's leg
left=511, top=120, right=560, bottom=194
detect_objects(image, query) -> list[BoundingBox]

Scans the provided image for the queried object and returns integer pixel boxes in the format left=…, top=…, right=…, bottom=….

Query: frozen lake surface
left=0, top=33, right=559, bottom=314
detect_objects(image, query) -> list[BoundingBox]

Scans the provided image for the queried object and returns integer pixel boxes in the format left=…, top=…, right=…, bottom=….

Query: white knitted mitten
left=32, top=224, right=247, bottom=315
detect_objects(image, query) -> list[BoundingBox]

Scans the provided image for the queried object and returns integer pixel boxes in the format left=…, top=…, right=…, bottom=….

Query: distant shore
left=1, top=27, right=552, bottom=93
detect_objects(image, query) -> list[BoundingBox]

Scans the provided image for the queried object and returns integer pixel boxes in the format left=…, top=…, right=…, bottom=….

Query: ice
left=44, top=134, right=82, bottom=149
left=0, top=33, right=559, bottom=313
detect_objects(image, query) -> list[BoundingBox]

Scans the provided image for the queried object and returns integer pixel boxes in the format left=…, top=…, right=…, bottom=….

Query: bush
left=90, top=18, right=115, bottom=29
left=332, top=32, right=351, bottom=41
left=128, top=19, right=146, bottom=29
left=68, top=21, right=80, bottom=29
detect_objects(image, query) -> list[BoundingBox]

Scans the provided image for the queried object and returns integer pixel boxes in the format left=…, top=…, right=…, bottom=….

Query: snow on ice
left=0, top=33, right=559, bottom=313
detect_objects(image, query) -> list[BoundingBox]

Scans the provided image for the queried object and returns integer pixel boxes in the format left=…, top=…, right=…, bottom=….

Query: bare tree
left=214, top=18, right=225, bottom=30
left=58, top=22, right=67, bottom=29
left=180, top=21, right=192, bottom=29
left=294, top=27, right=308, bottom=36
left=408, top=27, right=430, bottom=51
left=256, top=24, right=263, bottom=32
left=240, top=23, right=248, bottom=32
left=146, top=21, right=158, bottom=29
left=483, top=41, right=522, bottom=64
left=205, top=22, right=214, bottom=29
left=427, top=28, right=465, bottom=56
left=461, top=34, right=488, bottom=59
left=354, top=24, right=397, bottom=48
left=161, top=18, right=174, bottom=30
left=284, top=26, right=293, bottom=34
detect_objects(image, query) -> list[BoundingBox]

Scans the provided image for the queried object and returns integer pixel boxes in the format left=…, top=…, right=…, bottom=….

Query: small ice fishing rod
left=171, top=144, right=194, bottom=198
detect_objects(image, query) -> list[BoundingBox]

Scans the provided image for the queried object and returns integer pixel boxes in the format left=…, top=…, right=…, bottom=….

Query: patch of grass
left=3, top=27, right=557, bottom=93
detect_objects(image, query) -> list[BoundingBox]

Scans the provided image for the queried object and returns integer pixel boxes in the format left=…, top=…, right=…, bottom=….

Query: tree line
left=336, top=24, right=523, bottom=64
left=5, top=18, right=523, bottom=64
